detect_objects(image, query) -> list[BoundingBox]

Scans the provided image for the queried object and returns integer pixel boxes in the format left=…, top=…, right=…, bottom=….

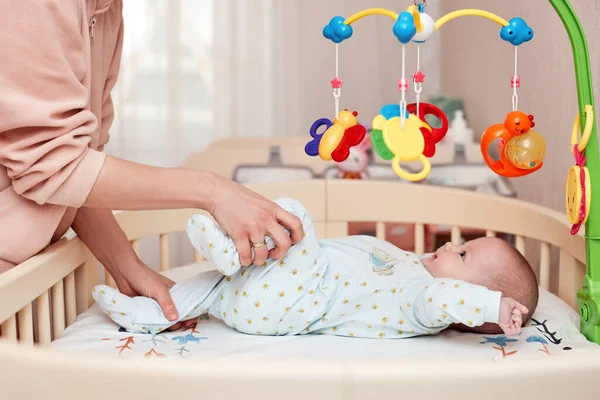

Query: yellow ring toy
left=406, top=5, right=423, bottom=33
left=379, top=114, right=432, bottom=182
left=570, top=105, right=594, bottom=153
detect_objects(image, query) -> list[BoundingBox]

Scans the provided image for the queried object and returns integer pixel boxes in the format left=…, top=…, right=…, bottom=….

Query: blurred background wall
left=440, top=0, right=600, bottom=212
left=104, top=1, right=599, bottom=285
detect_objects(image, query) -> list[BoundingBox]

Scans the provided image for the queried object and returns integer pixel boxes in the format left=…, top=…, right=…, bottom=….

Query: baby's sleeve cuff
left=483, top=290, right=502, bottom=323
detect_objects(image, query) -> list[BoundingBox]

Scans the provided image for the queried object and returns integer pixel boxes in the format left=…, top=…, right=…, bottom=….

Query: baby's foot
left=93, top=270, right=223, bottom=334
left=92, top=284, right=172, bottom=334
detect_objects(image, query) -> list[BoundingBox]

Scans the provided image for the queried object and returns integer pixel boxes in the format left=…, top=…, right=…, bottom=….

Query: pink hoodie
left=0, top=0, right=123, bottom=270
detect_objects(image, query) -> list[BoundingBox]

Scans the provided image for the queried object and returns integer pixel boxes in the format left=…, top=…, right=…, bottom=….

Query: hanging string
left=414, top=44, right=422, bottom=115
left=399, top=44, right=408, bottom=129
left=336, top=43, right=339, bottom=78
left=333, top=44, right=341, bottom=118
left=511, top=46, right=520, bottom=111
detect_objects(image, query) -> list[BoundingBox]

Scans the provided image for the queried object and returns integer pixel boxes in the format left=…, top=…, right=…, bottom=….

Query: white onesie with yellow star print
left=94, top=198, right=502, bottom=338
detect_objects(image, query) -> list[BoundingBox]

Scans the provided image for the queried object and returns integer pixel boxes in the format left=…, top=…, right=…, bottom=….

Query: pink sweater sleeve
left=0, top=0, right=106, bottom=207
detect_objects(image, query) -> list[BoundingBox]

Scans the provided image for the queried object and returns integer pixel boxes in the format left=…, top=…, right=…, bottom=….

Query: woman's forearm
left=84, top=156, right=217, bottom=211
left=71, top=207, right=141, bottom=280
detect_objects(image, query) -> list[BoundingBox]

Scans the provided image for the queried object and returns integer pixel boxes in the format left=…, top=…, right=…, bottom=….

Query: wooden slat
left=327, top=222, right=348, bottom=238
left=75, top=264, right=89, bottom=315
left=1, top=315, right=17, bottom=342
left=539, top=242, right=551, bottom=290
left=313, top=223, right=327, bottom=240
left=414, top=224, right=425, bottom=255
left=84, top=249, right=98, bottom=308
left=17, top=303, right=34, bottom=345
left=65, top=272, right=77, bottom=326
left=451, top=226, right=461, bottom=245
left=36, top=291, right=51, bottom=345
left=51, top=280, right=66, bottom=340
left=516, top=236, right=526, bottom=256
left=375, top=222, right=385, bottom=240
left=559, top=250, right=586, bottom=310
left=486, top=230, right=496, bottom=237
left=160, top=234, right=170, bottom=271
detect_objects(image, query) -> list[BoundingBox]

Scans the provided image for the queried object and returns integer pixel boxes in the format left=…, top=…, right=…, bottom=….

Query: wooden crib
left=1, top=179, right=598, bottom=400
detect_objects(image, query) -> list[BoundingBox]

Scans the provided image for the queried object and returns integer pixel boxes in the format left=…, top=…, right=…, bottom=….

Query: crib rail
left=327, top=181, right=586, bottom=309
left=0, top=180, right=587, bottom=346
left=0, top=235, right=96, bottom=345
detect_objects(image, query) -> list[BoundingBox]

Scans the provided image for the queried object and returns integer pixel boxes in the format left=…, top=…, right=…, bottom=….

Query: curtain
left=108, top=0, right=216, bottom=167
left=108, top=0, right=443, bottom=165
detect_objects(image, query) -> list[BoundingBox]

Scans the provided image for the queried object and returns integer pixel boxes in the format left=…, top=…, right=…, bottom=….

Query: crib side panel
left=0, top=238, right=95, bottom=344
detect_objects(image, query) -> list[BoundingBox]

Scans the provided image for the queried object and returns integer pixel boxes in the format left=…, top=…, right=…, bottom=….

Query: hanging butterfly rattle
left=305, top=109, right=367, bottom=162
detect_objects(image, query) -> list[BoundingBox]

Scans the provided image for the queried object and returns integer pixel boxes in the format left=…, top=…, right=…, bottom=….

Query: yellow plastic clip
left=406, top=5, right=423, bottom=33
left=571, top=105, right=594, bottom=153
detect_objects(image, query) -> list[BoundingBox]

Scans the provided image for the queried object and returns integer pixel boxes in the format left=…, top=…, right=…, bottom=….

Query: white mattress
left=51, top=262, right=600, bottom=361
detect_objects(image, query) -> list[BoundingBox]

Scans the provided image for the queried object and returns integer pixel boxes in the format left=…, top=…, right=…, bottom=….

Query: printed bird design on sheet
left=370, top=247, right=400, bottom=276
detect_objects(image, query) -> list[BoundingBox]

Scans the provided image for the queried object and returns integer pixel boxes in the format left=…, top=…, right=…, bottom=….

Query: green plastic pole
left=549, top=0, right=600, bottom=344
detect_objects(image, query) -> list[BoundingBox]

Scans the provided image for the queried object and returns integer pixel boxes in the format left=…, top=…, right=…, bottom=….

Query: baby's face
left=421, top=237, right=504, bottom=281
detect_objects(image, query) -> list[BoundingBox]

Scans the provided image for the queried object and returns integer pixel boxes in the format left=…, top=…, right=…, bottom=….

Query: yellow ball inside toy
left=505, top=129, right=546, bottom=170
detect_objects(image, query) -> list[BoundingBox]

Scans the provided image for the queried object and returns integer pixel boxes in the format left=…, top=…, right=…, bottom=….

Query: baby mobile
left=304, top=1, right=543, bottom=182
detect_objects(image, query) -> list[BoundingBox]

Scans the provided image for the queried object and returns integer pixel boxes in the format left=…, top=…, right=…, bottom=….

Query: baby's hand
left=498, top=297, right=528, bottom=336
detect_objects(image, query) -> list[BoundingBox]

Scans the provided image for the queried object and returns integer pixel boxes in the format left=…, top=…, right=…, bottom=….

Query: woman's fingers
left=250, top=230, right=268, bottom=267
left=276, top=209, right=304, bottom=244
left=152, top=283, right=179, bottom=321
left=182, top=320, right=197, bottom=329
left=267, top=223, right=292, bottom=260
left=167, top=323, right=183, bottom=331
left=233, top=233, right=253, bottom=267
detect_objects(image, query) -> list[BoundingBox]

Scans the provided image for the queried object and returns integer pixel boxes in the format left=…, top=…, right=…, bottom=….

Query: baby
left=94, top=198, right=538, bottom=339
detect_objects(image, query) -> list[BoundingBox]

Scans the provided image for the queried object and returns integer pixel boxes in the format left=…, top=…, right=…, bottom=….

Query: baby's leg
left=93, top=270, right=223, bottom=334
left=186, top=198, right=319, bottom=275
left=214, top=199, right=326, bottom=336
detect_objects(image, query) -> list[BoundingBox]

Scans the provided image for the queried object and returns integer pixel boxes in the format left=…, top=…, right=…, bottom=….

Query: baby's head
left=421, top=237, right=538, bottom=333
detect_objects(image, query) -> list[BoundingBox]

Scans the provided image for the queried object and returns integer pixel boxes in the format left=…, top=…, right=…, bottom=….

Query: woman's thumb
left=154, top=288, right=179, bottom=321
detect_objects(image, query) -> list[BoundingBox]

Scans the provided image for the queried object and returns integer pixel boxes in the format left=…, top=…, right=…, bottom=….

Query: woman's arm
left=84, top=156, right=304, bottom=267
left=71, top=207, right=195, bottom=330
left=0, top=1, right=302, bottom=268
left=83, top=156, right=215, bottom=211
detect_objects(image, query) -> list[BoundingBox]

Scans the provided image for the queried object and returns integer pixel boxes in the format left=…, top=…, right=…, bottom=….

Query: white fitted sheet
left=51, top=262, right=600, bottom=361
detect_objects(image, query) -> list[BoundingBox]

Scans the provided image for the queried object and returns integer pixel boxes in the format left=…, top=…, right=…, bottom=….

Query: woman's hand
left=208, top=176, right=304, bottom=267
left=72, top=208, right=195, bottom=331
left=115, top=262, right=196, bottom=331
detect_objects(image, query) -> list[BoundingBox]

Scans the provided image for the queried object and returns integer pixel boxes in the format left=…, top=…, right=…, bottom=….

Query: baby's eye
left=460, top=251, right=466, bottom=260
